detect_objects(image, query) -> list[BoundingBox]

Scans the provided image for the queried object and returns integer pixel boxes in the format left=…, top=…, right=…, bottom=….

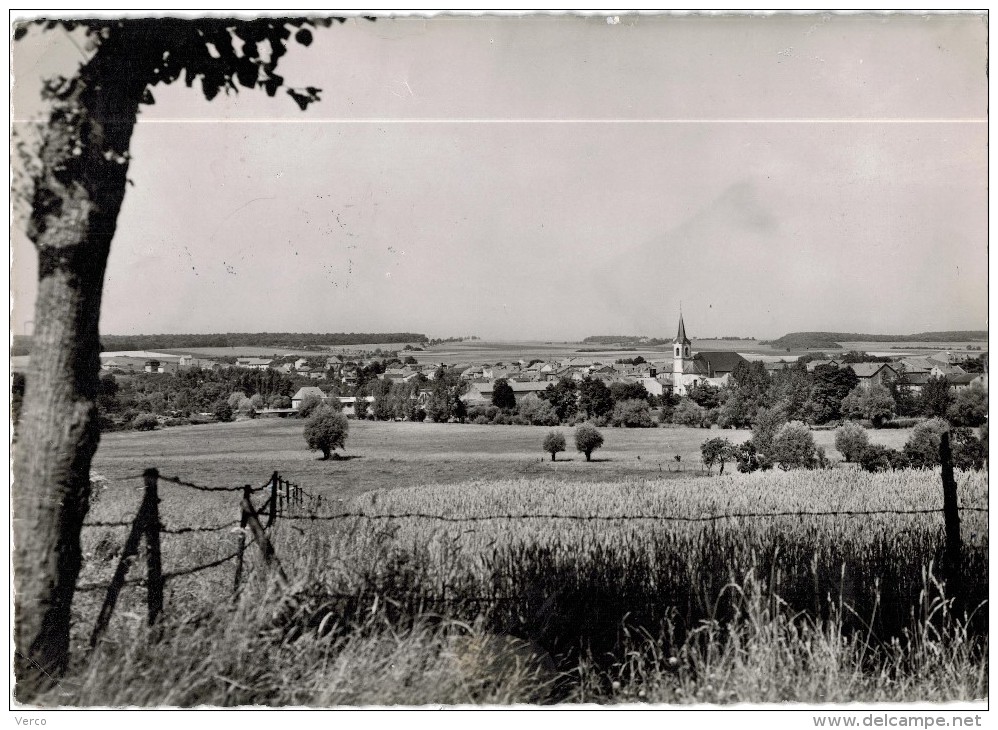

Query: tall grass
left=45, top=469, right=987, bottom=706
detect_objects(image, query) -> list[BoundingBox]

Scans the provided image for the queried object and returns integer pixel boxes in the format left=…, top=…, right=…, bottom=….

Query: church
left=667, top=313, right=749, bottom=396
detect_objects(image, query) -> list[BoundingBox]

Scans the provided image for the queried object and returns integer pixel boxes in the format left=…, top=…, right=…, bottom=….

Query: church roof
left=673, top=314, right=692, bottom=346
left=694, top=351, right=749, bottom=376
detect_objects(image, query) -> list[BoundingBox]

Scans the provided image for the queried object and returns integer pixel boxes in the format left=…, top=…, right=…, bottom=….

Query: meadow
left=45, top=419, right=988, bottom=706
left=90, top=418, right=914, bottom=500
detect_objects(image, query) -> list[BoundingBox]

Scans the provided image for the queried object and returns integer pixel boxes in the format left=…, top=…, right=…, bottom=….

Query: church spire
left=674, top=313, right=691, bottom=346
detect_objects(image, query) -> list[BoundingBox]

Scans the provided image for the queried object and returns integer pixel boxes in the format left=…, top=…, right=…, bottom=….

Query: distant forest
left=11, top=332, right=429, bottom=356
left=581, top=336, right=671, bottom=346
left=582, top=335, right=754, bottom=346
left=762, top=331, right=989, bottom=350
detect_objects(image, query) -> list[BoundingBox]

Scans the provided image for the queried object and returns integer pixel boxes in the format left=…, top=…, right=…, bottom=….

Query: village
left=64, top=314, right=986, bottom=426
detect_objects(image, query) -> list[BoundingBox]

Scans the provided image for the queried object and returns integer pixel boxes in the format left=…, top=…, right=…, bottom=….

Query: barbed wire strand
left=271, top=506, right=986, bottom=523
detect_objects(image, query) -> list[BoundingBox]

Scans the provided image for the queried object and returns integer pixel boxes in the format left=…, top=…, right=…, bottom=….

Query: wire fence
left=78, top=432, right=983, bottom=648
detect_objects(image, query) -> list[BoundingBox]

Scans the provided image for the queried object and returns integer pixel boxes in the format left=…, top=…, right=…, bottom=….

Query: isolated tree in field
left=575, top=423, right=604, bottom=462
left=11, top=17, right=348, bottom=696
left=304, top=405, right=349, bottom=460
left=947, top=384, right=988, bottom=427
left=492, top=378, right=517, bottom=410
left=542, top=431, right=567, bottom=461
left=834, top=421, right=870, bottom=462
left=771, top=421, right=817, bottom=470
left=700, top=437, right=736, bottom=475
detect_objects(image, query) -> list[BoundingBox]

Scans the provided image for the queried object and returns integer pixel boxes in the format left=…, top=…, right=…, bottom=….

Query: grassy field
left=91, top=419, right=915, bottom=500
left=46, top=419, right=986, bottom=706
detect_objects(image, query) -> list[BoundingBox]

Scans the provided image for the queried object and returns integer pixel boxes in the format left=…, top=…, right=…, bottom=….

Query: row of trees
left=700, top=417, right=987, bottom=475
left=674, top=359, right=987, bottom=431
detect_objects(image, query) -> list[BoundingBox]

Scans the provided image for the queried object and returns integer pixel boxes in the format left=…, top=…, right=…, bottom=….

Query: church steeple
left=674, top=313, right=691, bottom=347
left=672, top=311, right=692, bottom=396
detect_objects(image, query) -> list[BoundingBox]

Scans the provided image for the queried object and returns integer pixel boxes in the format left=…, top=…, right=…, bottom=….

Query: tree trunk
left=13, top=35, right=147, bottom=700
left=550, top=452, right=555, bottom=462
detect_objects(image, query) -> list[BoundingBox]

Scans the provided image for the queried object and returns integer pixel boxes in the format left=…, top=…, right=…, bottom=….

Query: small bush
left=834, top=422, right=870, bottom=463
left=903, top=418, right=949, bottom=469
left=672, top=399, right=709, bottom=428
left=858, top=444, right=908, bottom=473
left=213, top=402, right=233, bottom=423
left=132, top=413, right=158, bottom=431
left=574, top=423, right=604, bottom=462
left=771, top=421, right=817, bottom=470
left=611, top=399, right=655, bottom=428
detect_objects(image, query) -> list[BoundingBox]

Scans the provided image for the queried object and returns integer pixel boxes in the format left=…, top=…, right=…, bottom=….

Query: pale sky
left=10, top=12, right=989, bottom=341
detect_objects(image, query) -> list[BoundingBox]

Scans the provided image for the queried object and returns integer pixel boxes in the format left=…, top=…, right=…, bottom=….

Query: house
left=291, top=386, right=327, bottom=410
left=294, top=358, right=309, bottom=371
left=846, top=363, right=898, bottom=389
left=639, top=377, right=665, bottom=397
left=897, top=371, right=932, bottom=393
left=946, top=373, right=981, bottom=392
left=692, top=351, right=748, bottom=379
left=805, top=359, right=841, bottom=372
left=235, top=357, right=273, bottom=371
left=338, top=395, right=375, bottom=418
left=462, top=380, right=552, bottom=405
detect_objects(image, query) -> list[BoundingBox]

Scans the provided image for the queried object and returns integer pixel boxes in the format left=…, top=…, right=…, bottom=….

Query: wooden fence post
left=940, top=431, right=963, bottom=612
left=234, top=488, right=249, bottom=594
left=142, top=468, right=164, bottom=628
left=284, top=478, right=291, bottom=512
left=268, top=471, right=279, bottom=528
left=241, top=486, right=289, bottom=590
left=91, top=468, right=160, bottom=647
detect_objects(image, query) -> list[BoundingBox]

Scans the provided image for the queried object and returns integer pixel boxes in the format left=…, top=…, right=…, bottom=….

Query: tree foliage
left=834, top=422, right=870, bottom=463
left=542, top=431, right=566, bottom=461
left=578, top=377, right=614, bottom=421
left=672, top=398, right=709, bottom=428
left=540, top=378, right=578, bottom=422
left=492, top=378, right=517, bottom=410
left=947, top=384, right=987, bottom=427
left=11, top=16, right=367, bottom=696
left=903, top=418, right=950, bottom=468
left=611, top=399, right=655, bottom=428
left=771, top=421, right=818, bottom=470
left=518, top=395, right=559, bottom=426
left=920, top=376, right=953, bottom=419
left=807, top=364, right=859, bottom=424
left=574, top=423, right=604, bottom=462
left=700, top=437, right=736, bottom=475
left=303, top=405, right=349, bottom=459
